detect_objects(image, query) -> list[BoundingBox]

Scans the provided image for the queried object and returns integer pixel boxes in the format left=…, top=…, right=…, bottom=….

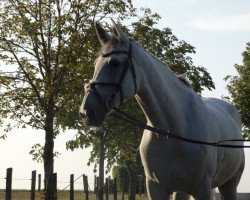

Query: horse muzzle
left=79, top=92, right=106, bottom=127
left=80, top=106, right=105, bottom=127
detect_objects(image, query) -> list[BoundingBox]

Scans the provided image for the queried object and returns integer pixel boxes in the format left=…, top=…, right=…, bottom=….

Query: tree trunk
left=126, top=162, right=136, bottom=200
left=43, top=109, right=55, bottom=200
left=98, top=128, right=105, bottom=200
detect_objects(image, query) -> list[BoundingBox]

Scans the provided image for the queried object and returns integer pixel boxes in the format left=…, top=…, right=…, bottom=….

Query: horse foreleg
left=173, top=192, right=191, bottom=200
left=218, top=163, right=244, bottom=200
left=192, top=185, right=212, bottom=200
left=146, top=178, right=171, bottom=200
left=218, top=182, right=237, bottom=200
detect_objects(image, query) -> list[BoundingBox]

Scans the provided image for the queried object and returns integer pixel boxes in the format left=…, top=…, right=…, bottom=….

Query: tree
left=0, top=0, right=135, bottom=199
left=112, top=165, right=129, bottom=193
left=225, top=42, right=250, bottom=139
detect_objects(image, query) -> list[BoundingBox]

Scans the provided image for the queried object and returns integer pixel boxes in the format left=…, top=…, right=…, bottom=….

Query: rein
left=111, top=108, right=250, bottom=148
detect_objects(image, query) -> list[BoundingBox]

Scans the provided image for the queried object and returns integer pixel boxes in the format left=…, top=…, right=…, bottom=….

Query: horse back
left=203, top=97, right=242, bottom=139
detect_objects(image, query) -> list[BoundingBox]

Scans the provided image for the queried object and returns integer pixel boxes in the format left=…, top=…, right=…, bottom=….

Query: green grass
left=0, top=190, right=150, bottom=200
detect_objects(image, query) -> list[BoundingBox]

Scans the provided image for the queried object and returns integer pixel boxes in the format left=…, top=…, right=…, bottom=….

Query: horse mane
left=132, top=40, right=193, bottom=89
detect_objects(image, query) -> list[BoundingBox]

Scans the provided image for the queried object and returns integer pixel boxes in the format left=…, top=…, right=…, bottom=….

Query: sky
left=1, top=0, right=250, bottom=193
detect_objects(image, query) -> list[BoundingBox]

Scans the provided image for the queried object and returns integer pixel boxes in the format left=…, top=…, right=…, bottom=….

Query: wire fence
left=1, top=169, right=250, bottom=200
left=0, top=171, right=95, bottom=191
left=1, top=168, right=147, bottom=200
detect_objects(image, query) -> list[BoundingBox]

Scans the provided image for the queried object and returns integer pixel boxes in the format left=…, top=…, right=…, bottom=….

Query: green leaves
left=30, top=143, right=60, bottom=162
left=225, top=42, right=250, bottom=139
left=29, top=143, right=44, bottom=163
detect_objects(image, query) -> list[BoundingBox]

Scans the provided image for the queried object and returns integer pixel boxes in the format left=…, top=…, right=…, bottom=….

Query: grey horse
left=80, top=22, right=245, bottom=200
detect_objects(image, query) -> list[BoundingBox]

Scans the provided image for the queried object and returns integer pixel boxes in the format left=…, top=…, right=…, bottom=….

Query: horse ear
left=111, top=19, right=121, bottom=40
left=111, top=19, right=125, bottom=42
left=95, top=22, right=110, bottom=44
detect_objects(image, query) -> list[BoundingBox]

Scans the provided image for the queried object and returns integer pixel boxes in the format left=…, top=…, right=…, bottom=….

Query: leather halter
left=87, top=41, right=137, bottom=110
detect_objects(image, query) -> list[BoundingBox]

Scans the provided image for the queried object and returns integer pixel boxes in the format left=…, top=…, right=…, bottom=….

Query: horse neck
left=133, top=44, right=190, bottom=132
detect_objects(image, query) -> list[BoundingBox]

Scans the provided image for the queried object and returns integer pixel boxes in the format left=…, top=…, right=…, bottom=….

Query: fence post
left=53, top=173, right=57, bottom=200
left=139, top=175, right=142, bottom=197
left=94, top=175, right=97, bottom=193
left=31, top=170, right=36, bottom=200
left=6, top=167, right=13, bottom=200
left=83, top=175, right=89, bottom=200
left=96, top=176, right=99, bottom=200
left=70, top=174, right=74, bottom=200
left=38, top=174, right=41, bottom=192
left=108, top=176, right=111, bottom=193
left=105, top=178, right=109, bottom=200
left=113, top=178, right=117, bottom=200
left=121, top=177, right=125, bottom=200
left=143, top=174, right=146, bottom=195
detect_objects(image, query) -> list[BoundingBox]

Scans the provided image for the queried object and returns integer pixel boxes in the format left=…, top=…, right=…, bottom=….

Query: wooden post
left=70, top=174, right=74, bottom=200
left=31, top=170, right=36, bottom=200
left=121, top=177, right=125, bottom=200
left=113, top=178, right=117, bottom=200
left=83, top=175, right=89, bottom=200
left=38, top=174, right=41, bottom=192
left=139, top=175, right=142, bottom=197
left=5, top=168, right=13, bottom=200
left=94, top=175, right=97, bottom=193
left=105, top=178, right=109, bottom=200
left=53, top=173, right=57, bottom=200
left=108, top=176, right=111, bottom=193
left=96, top=176, right=99, bottom=200
left=143, top=174, right=146, bottom=195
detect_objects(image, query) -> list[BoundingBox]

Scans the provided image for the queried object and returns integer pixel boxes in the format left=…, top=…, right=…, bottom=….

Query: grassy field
left=0, top=190, right=150, bottom=200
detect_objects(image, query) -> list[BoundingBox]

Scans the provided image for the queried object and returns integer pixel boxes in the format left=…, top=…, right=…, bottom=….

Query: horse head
left=79, top=21, right=138, bottom=127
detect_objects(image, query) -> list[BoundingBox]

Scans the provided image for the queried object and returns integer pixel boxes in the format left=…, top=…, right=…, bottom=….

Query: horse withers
left=80, top=22, right=245, bottom=200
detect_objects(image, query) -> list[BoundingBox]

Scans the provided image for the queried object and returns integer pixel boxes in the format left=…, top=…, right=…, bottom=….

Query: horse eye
left=108, top=58, right=120, bottom=67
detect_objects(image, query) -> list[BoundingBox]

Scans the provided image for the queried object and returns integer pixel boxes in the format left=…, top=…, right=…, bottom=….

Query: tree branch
left=3, top=38, right=44, bottom=107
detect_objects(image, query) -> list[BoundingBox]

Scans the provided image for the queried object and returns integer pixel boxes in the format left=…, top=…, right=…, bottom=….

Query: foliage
left=0, top=0, right=136, bottom=199
left=112, top=165, right=129, bottom=192
left=29, top=143, right=60, bottom=163
left=225, top=42, right=250, bottom=139
left=0, top=0, right=136, bottom=153
left=0, top=133, right=6, bottom=140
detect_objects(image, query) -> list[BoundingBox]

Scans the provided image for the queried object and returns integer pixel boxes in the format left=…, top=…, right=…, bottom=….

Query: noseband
left=87, top=41, right=137, bottom=110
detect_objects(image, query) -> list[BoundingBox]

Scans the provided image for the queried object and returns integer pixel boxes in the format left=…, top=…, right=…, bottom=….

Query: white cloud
left=189, top=13, right=250, bottom=31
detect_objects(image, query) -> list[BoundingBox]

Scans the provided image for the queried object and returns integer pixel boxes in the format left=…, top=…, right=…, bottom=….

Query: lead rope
left=111, top=108, right=250, bottom=148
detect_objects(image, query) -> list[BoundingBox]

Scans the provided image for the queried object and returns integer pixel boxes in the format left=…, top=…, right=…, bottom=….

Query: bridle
left=86, top=41, right=137, bottom=111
